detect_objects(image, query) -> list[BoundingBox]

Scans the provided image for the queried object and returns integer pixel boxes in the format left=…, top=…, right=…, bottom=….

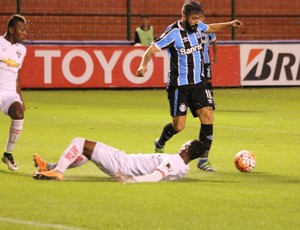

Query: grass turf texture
left=0, top=88, right=299, bottom=230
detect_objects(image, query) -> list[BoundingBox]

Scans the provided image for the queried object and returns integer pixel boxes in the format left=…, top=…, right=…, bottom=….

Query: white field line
left=76, top=119, right=300, bottom=136
left=126, top=120, right=300, bottom=134
left=215, top=125, right=300, bottom=134
left=0, top=217, right=90, bottom=230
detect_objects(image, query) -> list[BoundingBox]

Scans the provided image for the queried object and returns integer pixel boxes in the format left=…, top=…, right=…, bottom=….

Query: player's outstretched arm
left=137, top=45, right=159, bottom=77
left=116, top=170, right=164, bottom=183
left=207, top=19, right=243, bottom=33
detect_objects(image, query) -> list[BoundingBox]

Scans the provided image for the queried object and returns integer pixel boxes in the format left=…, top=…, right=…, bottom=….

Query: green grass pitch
left=0, top=88, right=299, bottom=230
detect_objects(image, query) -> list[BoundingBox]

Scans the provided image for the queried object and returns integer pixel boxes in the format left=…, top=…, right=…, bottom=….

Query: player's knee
left=8, top=103, right=24, bottom=119
left=173, top=124, right=185, bottom=132
left=71, top=137, right=85, bottom=148
left=12, top=111, right=24, bottom=120
left=201, top=116, right=214, bottom=124
left=199, top=108, right=214, bottom=123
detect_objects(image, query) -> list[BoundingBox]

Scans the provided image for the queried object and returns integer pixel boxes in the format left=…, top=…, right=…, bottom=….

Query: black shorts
left=203, top=63, right=213, bottom=80
left=167, top=83, right=215, bottom=118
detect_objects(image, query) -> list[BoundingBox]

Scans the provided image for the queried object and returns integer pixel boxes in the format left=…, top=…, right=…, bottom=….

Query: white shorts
left=0, top=90, right=22, bottom=115
left=91, top=142, right=130, bottom=177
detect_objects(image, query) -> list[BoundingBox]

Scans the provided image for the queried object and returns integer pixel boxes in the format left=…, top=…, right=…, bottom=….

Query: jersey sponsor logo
left=241, top=44, right=300, bottom=86
left=180, top=43, right=202, bottom=55
left=0, top=58, right=20, bottom=67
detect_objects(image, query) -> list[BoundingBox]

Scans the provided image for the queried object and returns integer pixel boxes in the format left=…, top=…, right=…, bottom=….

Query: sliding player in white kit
left=33, top=138, right=206, bottom=183
left=0, top=14, right=27, bottom=171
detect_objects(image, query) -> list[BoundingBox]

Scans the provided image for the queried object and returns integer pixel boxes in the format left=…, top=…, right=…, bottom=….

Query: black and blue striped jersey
left=201, top=32, right=216, bottom=64
left=153, top=20, right=209, bottom=87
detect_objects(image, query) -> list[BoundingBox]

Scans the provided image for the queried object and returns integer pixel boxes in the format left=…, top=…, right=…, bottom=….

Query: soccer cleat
left=33, top=153, right=48, bottom=172
left=154, top=139, right=164, bottom=153
left=197, top=159, right=216, bottom=172
left=33, top=170, right=64, bottom=180
left=2, top=152, right=18, bottom=171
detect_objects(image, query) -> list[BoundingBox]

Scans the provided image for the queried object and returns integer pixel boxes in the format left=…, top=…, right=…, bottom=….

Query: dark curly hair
left=181, top=0, right=203, bottom=16
left=183, top=140, right=206, bottom=161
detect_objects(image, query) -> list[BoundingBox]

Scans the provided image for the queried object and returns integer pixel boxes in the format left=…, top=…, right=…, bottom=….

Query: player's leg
left=154, top=87, right=188, bottom=153
left=196, top=107, right=215, bottom=172
left=190, top=84, right=216, bottom=172
left=33, top=153, right=88, bottom=172
left=2, top=100, right=24, bottom=171
left=155, top=116, right=186, bottom=153
left=33, top=138, right=88, bottom=180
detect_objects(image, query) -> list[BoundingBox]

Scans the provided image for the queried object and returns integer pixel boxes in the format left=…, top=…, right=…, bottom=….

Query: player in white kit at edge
left=0, top=14, right=27, bottom=171
left=33, top=138, right=206, bottom=183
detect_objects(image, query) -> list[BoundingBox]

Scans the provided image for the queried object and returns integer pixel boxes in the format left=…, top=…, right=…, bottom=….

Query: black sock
left=199, top=124, right=213, bottom=158
left=158, top=123, right=178, bottom=146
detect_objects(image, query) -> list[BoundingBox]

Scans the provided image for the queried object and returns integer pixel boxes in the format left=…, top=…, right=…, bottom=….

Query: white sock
left=68, top=155, right=88, bottom=169
left=5, top=119, right=24, bottom=153
left=54, top=138, right=85, bottom=173
left=45, top=155, right=88, bottom=170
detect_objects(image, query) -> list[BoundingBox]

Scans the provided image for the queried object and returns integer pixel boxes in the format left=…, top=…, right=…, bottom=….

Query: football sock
left=54, top=138, right=85, bottom=173
left=157, top=123, right=178, bottom=146
left=46, top=163, right=57, bottom=170
left=199, top=124, right=213, bottom=158
left=46, top=156, right=88, bottom=170
left=5, top=119, right=24, bottom=153
left=198, top=157, right=208, bottom=164
left=68, top=155, right=88, bottom=169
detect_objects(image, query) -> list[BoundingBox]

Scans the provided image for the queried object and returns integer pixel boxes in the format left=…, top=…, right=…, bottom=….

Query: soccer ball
left=234, top=150, right=256, bottom=172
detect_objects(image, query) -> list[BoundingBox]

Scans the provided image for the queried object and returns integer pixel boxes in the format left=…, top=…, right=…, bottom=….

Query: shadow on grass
left=0, top=169, right=33, bottom=177
left=179, top=177, right=234, bottom=183
left=1, top=169, right=299, bottom=184
left=65, top=175, right=114, bottom=182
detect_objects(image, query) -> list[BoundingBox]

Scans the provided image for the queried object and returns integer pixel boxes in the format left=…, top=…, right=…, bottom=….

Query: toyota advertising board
left=20, top=43, right=300, bottom=88
left=20, top=45, right=240, bottom=88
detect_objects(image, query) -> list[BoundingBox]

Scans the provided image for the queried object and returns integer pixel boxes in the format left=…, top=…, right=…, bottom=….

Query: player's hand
left=212, top=56, right=218, bottom=64
left=137, top=65, right=147, bottom=77
left=21, top=100, right=26, bottom=111
left=231, top=20, right=243, bottom=28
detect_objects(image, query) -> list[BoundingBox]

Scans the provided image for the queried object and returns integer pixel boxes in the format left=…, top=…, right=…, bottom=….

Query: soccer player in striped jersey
left=0, top=14, right=27, bottom=171
left=137, top=0, right=242, bottom=172
left=33, top=138, right=206, bottom=183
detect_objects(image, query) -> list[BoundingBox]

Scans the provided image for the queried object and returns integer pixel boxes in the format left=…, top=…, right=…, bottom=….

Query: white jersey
left=0, top=36, right=27, bottom=91
left=91, top=142, right=190, bottom=181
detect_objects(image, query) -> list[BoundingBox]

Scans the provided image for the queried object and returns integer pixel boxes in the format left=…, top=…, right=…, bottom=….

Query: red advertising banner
left=210, top=45, right=240, bottom=87
left=20, top=45, right=240, bottom=88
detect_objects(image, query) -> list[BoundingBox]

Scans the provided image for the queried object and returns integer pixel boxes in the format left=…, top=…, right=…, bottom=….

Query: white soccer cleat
left=2, top=153, right=18, bottom=171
